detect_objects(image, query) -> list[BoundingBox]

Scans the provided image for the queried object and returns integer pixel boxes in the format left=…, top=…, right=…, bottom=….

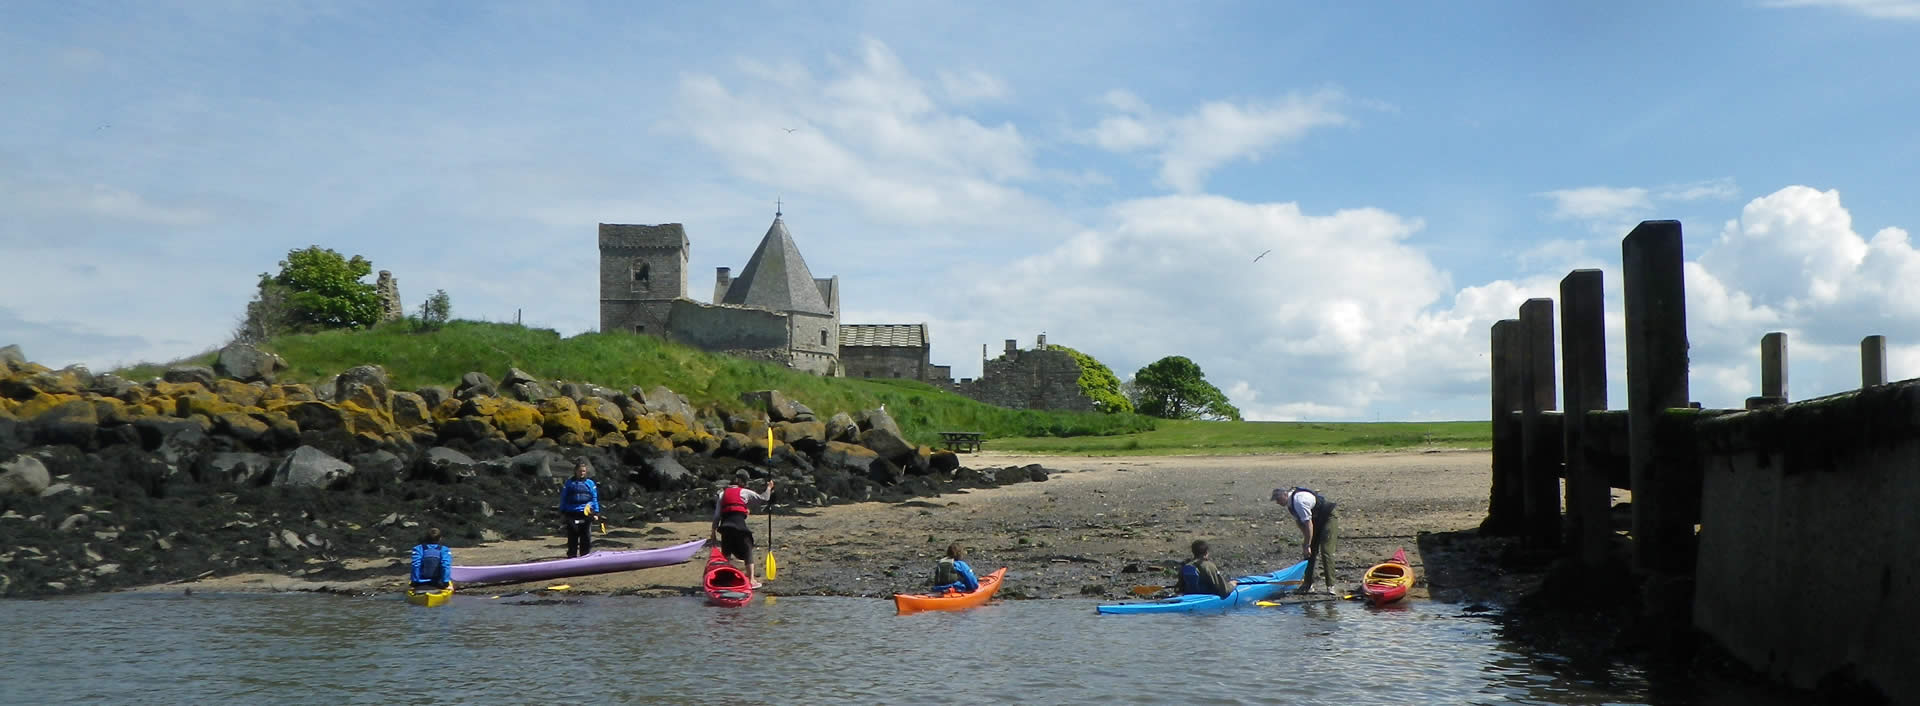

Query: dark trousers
left=564, top=515, right=593, bottom=557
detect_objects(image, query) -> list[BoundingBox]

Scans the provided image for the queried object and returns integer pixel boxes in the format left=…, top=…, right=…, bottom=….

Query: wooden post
left=1519, top=298, right=1561, bottom=549
left=1762, top=332, right=1787, bottom=400
left=1862, top=335, right=1888, bottom=387
left=1484, top=319, right=1525, bottom=535
left=1622, top=220, right=1691, bottom=574
left=1560, top=269, right=1608, bottom=567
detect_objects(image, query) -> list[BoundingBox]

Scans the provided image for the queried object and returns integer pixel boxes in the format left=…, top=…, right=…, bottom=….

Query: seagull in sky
left=1253, top=249, right=1272, bottom=263
left=782, top=127, right=798, bottom=133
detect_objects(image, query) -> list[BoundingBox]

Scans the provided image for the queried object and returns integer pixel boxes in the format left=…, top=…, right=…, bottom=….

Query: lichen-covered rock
left=0, top=454, right=51, bottom=496
left=415, top=386, right=451, bottom=410
left=777, top=420, right=827, bottom=449
left=821, top=440, right=880, bottom=474
left=741, top=390, right=803, bottom=422
left=507, top=380, right=558, bottom=403
left=213, top=344, right=287, bottom=383
left=338, top=400, right=396, bottom=436
left=31, top=399, right=100, bottom=449
left=390, top=392, right=432, bottom=429
left=0, top=345, right=24, bottom=371
left=858, top=426, right=916, bottom=466
left=88, top=374, right=137, bottom=400
left=826, top=412, right=858, bottom=443
left=436, top=416, right=496, bottom=442
left=285, top=401, right=346, bottom=433
left=212, top=412, right=270, bottom=446
left=332, top=365, right=390, bottom=408
left=174, top=391, right=237, bottom=420
left=16, top=392, right=83, bottom=420
left=578, top=397, right=627, bottom=434
left=271, top=445, right=355, bottom=489
left=640, top=386, right=696, bottom=421
left=212, top=379, right=267, bottom=409
left=490, top=399, right=544, bottom=440
left=162, top=366, right=216, bottom=388
left=89, top=398, right=134, bottom=426
left=271, top=383, right=317, bottom=402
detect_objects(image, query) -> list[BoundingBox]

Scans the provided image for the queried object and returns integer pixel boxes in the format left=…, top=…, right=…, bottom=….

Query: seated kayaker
left=1178, top=540, right=1235, bottom=598
left=560, top=460, right=601, bottom=558
left=930, top=543, right=979, bottom=594
left=410, top=528, right=453, bottom=590
left=710, top=470, right=774, bottom=589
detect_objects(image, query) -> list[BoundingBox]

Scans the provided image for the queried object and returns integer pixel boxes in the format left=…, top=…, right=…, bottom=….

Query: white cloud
left=1081, top=90, right=1348, bottom=193
left=1764, top=0, right=1920, bottom=19
left=1658, top=177, right=1740, bottom=201
left=1539, top=186, right=1653, bottom=222
left=938, top=69, right=1009, bottom=103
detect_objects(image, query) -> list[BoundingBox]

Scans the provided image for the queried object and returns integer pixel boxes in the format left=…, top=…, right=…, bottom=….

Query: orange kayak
left=1361, top=548, right=1414, bottom=606
left=893, top=568, right=1007, bottom=615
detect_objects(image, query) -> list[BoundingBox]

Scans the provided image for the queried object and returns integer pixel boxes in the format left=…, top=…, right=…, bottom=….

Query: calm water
left=0, top=592, right=1763, bottom=705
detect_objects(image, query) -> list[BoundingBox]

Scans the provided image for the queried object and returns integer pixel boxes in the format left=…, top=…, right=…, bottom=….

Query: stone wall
left=375, top=271, right=403, bottom=321
left=787, top=311, right=838, bottom=375
left=956, top=347, right=1095, bottom=412
left=599, top=223, right=689, bottom=336
left=843, top=346, right=926, bottom=380
left=1692, top=382, right=1920, bottom=699
left=665, top=300, right=788, bottom=357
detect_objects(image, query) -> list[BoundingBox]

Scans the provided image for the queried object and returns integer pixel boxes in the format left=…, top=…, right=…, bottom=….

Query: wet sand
left=144, top=449, right=1496, bottom=602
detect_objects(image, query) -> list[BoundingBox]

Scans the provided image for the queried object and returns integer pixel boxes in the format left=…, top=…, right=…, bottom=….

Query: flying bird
left=1253, top=249, right=1272, bottom=263
left=782, top=127, right=798, bottom=133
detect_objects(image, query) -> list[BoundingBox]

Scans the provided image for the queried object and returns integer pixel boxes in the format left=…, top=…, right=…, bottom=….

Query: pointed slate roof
left=721, top=216, right=832, bottom=315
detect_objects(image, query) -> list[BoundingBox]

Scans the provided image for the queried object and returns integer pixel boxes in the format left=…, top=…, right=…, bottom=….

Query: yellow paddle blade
left=1130, top=585, right=1164, bottom=597
left=545, top=584, right=571, bottom=591
left=764, top=552, right=778, bottom=580
left=1255, top=601, right=1282, bottom=607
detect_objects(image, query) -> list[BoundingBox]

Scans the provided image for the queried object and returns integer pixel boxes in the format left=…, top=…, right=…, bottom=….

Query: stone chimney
left=1036, top=333, right=1047, bottom=349
left=1004, top=339, right=1017, bottom=357
left=713, top=267, right=732, bottom=304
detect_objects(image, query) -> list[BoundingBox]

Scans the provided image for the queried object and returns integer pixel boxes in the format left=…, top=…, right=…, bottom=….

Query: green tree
left=240, top=246, right=383, bottom=339
left=1050, top=345, right=1134, bottom=414
left=417, top=289, right=452, bottom=331
left=1131, top=355, right=1242, bottom=421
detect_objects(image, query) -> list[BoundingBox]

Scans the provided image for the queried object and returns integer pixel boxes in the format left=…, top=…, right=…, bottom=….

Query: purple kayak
left=450, top=539, right=707, bottom=585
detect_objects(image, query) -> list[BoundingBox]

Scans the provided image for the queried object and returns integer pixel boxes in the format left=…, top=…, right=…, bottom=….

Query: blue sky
left=4, top=0, right=1918, bottom=420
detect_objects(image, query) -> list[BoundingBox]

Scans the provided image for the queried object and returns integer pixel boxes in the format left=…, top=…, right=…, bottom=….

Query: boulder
left=416, top=386, right=452, bottom=410
left=203, top=452, right=274, bottom=486
left=133, top=416, right=201, bottom=451
left=994, top=466, right=1031, bottom=485
left=162, top=365, right=216, bottom=388
left=717, top=432, right=748, bottom=457
left=826, top=412, right=858, bottom=443
left=502, top=367, right=539, bottom=387
left=0, top=454, right=51, bottom=496
left=929, top=450, right=960, bottom=473
left=0, top=345, right=23, bottom=370
left=537, top=397, right=592, bottom=439
left=858, top=407, right=904, bottom=438
left=867, top=458, right=904, bottom=486
left=1026, top=465, right=1049, bottom=482
left=416, top=446, right=478, bottom=483
left=454, top=372, right=497, bottom=400
left=560, top=382, right=591, bottom=402
left=777, top=420, right=827, bottom=451
left=285, top=401, right=345, bottom=433
left=314, top=374, right=340, bottom=402
left=506, top=449, right=566, bottom=479
left=820, top=441, right=881, bottom=474
left=332, top=365, right=391, bottom=408
left=507, top=380, right=558, bottom=402
left=634, top=451, right=695, bottom=491
left=30, top=399, right=100, bottom=449
left=435, top=417, right=496, bottom=442
left=579, top=397, right=627, bottom=434
left=390, top=391, right=432, bottom=429
left=740, top=390, right=802, bottom=422
left=213, top=344, right=287, bottom=383
left=858, top=426, right=916, bottom=466
left=639, top=386, right=696, bottom=422
left=271, top=446, right=355, bottom=489
left=87, top=373, right=138, bottom=400
left=211, top=412, right=270, bottom=447
left=350, top=449, right=407, bottom=484
left=789, top=401, right=816, bottom=422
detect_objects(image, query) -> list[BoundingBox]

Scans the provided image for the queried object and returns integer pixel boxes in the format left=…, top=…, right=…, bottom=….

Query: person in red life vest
left=711, top=470, right=774, bottom=589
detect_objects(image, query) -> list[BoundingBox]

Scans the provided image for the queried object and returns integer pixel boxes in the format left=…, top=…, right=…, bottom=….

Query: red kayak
left=703, top=547, right=753, bottom=607
left=1361, top=547, right=1414, bottom=606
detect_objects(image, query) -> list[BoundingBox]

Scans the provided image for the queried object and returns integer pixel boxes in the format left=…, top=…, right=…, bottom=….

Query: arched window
left=820, top=330, right=828, bottom=346
left=632, top=261, right=651, bottom=288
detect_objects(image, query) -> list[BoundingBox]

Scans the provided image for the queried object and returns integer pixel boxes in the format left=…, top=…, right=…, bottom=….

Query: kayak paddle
left=764, top=484, right=777, bottom=581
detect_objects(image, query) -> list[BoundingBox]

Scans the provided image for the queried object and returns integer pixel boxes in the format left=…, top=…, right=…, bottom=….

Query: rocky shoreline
left=0, top=344, right=1056, bottom=598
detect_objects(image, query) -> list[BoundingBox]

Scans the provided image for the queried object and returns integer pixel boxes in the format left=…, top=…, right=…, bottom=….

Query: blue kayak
left=1095, top=560, right=1309, bottom=615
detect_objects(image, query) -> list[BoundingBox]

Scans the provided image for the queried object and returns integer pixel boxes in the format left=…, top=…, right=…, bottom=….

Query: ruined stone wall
left=955, top=348, right=1095, bottom=412
left=666, top=300, right=788, bottom=356
left=1692, top=381, right=1920, bottom=699
left=599, top=224, right=689, bottom=336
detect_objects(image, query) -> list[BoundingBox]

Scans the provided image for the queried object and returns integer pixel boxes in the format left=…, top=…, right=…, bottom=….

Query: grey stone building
left=599, top=213, right=842, bottom=375
left=840, top=323, right=951, bottom=383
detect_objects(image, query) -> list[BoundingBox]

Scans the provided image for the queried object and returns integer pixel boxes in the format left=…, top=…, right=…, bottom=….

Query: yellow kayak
left=406, top=584, right=454, bottom=607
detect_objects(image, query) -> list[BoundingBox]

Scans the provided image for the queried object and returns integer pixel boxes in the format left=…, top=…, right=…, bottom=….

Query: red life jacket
left=721, top=486, right=750, bottom=516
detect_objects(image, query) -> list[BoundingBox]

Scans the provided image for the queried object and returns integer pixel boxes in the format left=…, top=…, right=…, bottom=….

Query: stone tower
left=375, top=270, right=403, bottom=321
left=598, top=223, right=689, bottom=335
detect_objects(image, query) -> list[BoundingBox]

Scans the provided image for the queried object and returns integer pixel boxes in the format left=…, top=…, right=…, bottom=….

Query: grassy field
left=112, top=321, right=1156, bottom=445
left=988, top=418, right=1490, bottom=456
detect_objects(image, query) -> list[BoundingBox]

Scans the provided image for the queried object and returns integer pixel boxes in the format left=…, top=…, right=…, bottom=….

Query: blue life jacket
left=1178, top=562, right=1205, bottom=595
left=413, top=543, right=448, bottom=584
left=561, top=479, right=598, bottom=513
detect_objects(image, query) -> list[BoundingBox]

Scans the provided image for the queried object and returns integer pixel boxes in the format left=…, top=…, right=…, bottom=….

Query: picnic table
left=939, top=431, right=985, bottom=453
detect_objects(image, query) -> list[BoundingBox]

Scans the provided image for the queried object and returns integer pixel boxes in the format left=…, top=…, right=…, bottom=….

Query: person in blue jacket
left=931, top=543, right=979, bottom=594
left=560, top=460, right=601, bottom=558
left=410, top=528, right=452, bottom=589
left=1178, top=540, right=1235, bottom=598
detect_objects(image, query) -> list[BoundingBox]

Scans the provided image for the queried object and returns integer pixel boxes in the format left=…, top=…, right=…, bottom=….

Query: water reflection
left=0, top=593, right=1797, bottom=705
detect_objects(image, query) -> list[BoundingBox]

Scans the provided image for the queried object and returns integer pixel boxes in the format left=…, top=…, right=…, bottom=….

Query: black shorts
left=719, top=527, right=754, bottom=560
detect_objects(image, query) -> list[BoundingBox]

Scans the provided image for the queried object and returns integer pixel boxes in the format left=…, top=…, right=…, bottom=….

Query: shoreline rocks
left=0, top=345, right=1033, bottom=598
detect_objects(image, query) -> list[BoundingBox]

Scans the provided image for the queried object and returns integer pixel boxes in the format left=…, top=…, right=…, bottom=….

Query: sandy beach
left=146, top=449, right=1498, bottom=601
